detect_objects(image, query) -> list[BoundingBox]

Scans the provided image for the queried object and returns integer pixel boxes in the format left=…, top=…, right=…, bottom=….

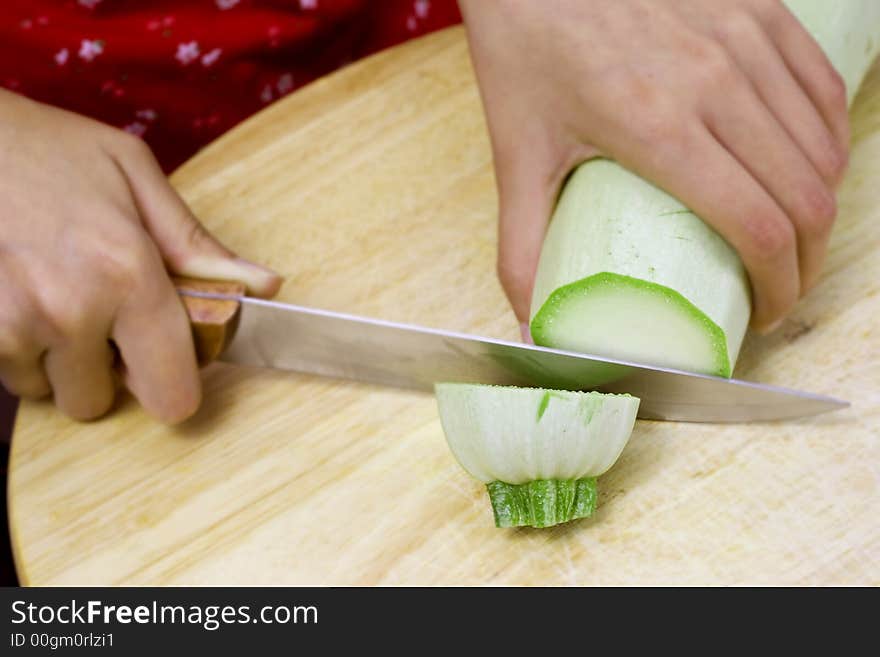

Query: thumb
left=495, top=150, right=563, bottom=334
left=114, top=139, right=283, bottom=297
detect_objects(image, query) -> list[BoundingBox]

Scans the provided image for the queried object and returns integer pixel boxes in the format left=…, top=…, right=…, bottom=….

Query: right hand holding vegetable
left=460, top=0, right=850, bottom=334
left=0, top=90, right=281, bottom=423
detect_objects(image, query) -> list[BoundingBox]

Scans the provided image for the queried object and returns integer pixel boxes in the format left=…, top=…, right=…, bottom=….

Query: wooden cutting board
left=8, top=27, right=880, bottom=585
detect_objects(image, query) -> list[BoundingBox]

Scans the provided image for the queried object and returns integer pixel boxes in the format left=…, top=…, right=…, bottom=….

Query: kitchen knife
left=176, top=278, right=847, bottom=423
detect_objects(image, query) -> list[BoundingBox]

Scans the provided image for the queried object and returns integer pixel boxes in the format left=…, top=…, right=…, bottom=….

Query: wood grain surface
left=8, top=27, right=880, bottom=585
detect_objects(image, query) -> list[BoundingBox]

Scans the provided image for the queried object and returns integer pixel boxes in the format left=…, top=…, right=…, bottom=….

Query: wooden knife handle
left=173, top=277, right=246, bottom=365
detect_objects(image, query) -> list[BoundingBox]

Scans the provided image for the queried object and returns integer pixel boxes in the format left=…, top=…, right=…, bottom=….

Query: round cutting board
left=8, top=27, right=880, bottom=585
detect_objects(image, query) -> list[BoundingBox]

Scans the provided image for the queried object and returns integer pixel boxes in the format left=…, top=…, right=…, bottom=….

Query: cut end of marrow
left=487, top=478, right=597, bottom=529
left=530, top=272, right=731, bottom=377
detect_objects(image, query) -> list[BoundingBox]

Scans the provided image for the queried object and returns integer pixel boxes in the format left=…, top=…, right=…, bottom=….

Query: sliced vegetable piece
left=435, top=383, right=639, bottom=528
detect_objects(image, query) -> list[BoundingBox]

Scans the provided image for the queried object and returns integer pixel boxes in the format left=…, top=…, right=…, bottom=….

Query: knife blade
left=177, top=284, right=847, bottom=423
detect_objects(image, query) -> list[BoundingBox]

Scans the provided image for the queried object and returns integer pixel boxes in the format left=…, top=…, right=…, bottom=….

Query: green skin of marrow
left=531, top=271, right=732, bottom=377
left=486, top=478, right=598, bottom=528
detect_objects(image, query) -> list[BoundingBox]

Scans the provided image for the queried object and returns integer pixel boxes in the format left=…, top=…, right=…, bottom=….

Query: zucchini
left=435, top=383, right=639, bottom=528
left=529, top=0, right=880, bottom=377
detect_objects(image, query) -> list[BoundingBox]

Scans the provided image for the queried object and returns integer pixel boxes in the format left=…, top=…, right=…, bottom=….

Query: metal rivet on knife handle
left=173, top=276, right=245, bottom=365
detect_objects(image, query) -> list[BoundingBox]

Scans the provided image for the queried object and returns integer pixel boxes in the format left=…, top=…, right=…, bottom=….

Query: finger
left=0, top=296, right=51, bottom=398
left=0, top=296, right=52, bottom=399
left=43, top=335, right=116, bottom=421
left=611, top=122, right=799, bottom=332
left=703, top=73, right=835, bottom=293
left=112, top=138, right=282, bottom=297
left=495, top=149, right=563, bottom=327
left=0, top=355, right=50, bottom=399
left=112, top=245, right=202, bottom=424
left=720, top=13, right=847, bottom=185
left=766, top=3, right=850, bottom=150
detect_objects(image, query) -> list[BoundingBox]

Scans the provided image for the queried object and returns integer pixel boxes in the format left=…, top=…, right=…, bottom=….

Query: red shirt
left=0, top=0, right=462, bottom=171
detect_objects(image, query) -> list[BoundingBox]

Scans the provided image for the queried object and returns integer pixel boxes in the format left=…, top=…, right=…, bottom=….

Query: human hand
left=460, top=0, right=848, bottom=334
left=0, top=89, right=282, bottom=422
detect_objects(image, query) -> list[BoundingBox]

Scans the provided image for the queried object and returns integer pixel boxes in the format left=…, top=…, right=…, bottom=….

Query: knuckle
left=632, top=105, right=680, bottom=149
left=606, top=75, right=666, bottom=131
left=608, top=76, right=693, bottom=153
left=818, top=142, right=849, bottom=181
left=796, top=183, right=837, bottom=236
left=49, top=305, right=92, bottom=337
left=716, top=9, right=759, bottom=44
left=620, top=94, right=688, bottom=156
left=114, top=129, right=151, bottom=159
left=757, top=0, right=800, bottom=35
left=97, top=227, right=160, bottom=289
left=823, top=69, right=848, bottom=110
left=743, top=210, right=795, bottom=262
left=33, top=290, right=91, bottom=340
left=31, top=224, right=155, bottom=341
left=751, top=0, right=784, bottom=21
left=609, top=74, right=659, bottom=110
left=692, top=41, right=738, bottom=89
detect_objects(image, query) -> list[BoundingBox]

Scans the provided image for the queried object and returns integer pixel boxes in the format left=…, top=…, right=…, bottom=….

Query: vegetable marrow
left=435, top=383, right=639, bottom=528
left=530, top=179, right=748, bottom=377
left=529, top=0, right=880, bottom=377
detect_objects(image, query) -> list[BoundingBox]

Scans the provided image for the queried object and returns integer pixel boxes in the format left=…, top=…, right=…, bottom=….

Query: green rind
left=536, top=391, right=552, bottom=421
left=529, top=271, right=732, bottom=378
left=486, top=478, right=598, bottom=528
left=535, top=390, right=568, bottom=421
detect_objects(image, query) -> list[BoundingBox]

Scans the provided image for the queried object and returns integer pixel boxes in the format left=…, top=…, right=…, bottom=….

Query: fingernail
left=756, top=319, right=784, bottom=336
left=234, top=258, right=283, bottom=297
left=183, top=255, right=283, bottom=297
left=520, top=322, right=533, bottom=344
